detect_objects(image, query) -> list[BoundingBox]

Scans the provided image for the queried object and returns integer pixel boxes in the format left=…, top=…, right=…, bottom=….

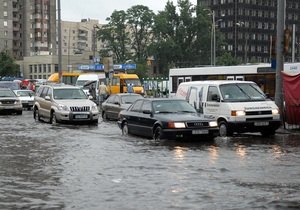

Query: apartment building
left=198, top=0, right=300, bottom=63
left=0, top=0, right=57, bottom=60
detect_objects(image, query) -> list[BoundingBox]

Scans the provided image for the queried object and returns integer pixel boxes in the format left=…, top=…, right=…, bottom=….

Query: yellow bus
left=108, top=73, right=144, bottom=95
left=47, top=72, right=81, bottom=85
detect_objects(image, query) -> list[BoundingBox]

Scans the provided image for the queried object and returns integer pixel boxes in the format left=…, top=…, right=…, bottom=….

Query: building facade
left=0, top=0, right=57, bottom=60
left=198, top=0, right=300, bottom=63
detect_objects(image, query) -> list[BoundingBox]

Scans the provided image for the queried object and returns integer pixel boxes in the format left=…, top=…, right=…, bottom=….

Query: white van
left=76, top=73, right=106, bottom=97
left=176, top=80, right=281, bottom=137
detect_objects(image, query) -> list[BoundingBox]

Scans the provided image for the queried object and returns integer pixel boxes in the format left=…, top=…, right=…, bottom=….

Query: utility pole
left=57, top=0, right=62, bottom=83
left=275, top=0, right=285, bottom=117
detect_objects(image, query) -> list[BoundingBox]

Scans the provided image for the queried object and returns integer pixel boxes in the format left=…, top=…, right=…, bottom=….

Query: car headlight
left=231, top=110, right=246, bottom=116
left=168, top=122, right=186, bottom=128
left=209, top=121, right=218, bottom=127
left=91, top=103, right=98, bottom=110
left=14, top=100, right=21, bottom=105
left=272, top=108, right=279, bottom=115
left=58, top=104, right=69, bottom=111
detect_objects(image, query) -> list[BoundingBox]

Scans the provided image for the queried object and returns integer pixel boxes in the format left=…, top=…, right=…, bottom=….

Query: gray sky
left=60, top=0, right=197, bottom=23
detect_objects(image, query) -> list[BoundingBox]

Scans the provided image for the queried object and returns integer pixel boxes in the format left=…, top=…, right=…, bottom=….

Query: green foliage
left=97, top=0, right=229, bottom=77
left=0, top=52, right=20, bottom=78
left=216, top=52, right=242, bottom=66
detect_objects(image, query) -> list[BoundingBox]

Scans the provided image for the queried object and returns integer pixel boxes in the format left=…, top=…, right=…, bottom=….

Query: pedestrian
left=127, top=83, right=134, bottom=93
left=27, top=81, right=35, bottom=92
left=89, top=83, right=96, bottom=100
left=98, top=81, right=108, bottom=107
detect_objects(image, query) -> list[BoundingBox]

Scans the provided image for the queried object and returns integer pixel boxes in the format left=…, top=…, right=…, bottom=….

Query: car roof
left=40, top=83, right=80, bottom=89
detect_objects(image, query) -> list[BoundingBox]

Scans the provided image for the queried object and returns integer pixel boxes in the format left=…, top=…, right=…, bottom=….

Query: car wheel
left=261, top=129, right=276, bottom=137
left=122, top=122, right=130, bottom=135
left=34, top=108, right=41, bottom=121
left=153, top=126, right=164, bottom=140
left=50, top=112, right=57, bottom=125
left=219, top=121, right=232, bottom=137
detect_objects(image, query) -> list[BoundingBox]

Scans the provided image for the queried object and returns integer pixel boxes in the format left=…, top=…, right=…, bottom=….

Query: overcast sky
left=60, top=0, right=197, bottom=23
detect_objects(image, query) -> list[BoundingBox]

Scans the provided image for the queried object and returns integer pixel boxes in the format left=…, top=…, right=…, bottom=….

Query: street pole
left=275, top=0, right=285, bottom=118
left=213, top=10, right=216, bottom=66
left=57, top=0, right=62, bottom=83
left=292, top=24, right=295, bottom=62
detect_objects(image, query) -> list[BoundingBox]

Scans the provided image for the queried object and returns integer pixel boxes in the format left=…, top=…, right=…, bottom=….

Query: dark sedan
left=117, top=98, right=219, bottom=140
left=102, top=93, right=143, bottom=120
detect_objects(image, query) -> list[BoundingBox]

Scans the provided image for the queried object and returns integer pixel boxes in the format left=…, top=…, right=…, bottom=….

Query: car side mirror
left=45, top=95, right=51, bottom=101
left=143, top=110, right=152, bottom=115
left=211, top=94, right=220, bottom=102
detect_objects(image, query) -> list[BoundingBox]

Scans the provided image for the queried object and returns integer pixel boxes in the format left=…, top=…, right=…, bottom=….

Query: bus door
left=110, top=76, right=120, bottom=94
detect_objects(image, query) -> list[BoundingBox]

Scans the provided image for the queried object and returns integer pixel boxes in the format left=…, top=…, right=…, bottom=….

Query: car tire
left=50, top=112, right=57, bottom=125
left=261, top=129, right=276, bottom=137
left=153, top=126, right=164, bottom=140
left=34, top=108, right=41, bottom=121
left=219, top=121, right=233, bottom=137
left=122, top=122, right=130, bottom=135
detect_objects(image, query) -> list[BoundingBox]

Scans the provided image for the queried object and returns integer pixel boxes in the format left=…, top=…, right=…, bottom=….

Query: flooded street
left=0, top=111, right=299, bottom=210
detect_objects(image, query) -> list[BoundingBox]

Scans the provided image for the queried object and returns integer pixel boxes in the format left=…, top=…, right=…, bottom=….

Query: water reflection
left=235, top=144, right=247, bottom=159
left=208, top=145, right=219, bottom=165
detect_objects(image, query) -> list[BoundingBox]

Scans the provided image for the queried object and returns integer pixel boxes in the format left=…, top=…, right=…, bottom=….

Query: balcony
left=13, top=27, right=20, bottom=32
left=13, top=17, right=19, bottom=22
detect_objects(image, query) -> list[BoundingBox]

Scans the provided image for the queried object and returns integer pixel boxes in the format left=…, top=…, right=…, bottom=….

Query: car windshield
left=124, top=79, right=141, bottom=87
left=0, top=89, right=16, bottom=97
left=153, top=100, right=196, bottom=114
left=0, top=82, right=20, bottom=90
left=121, top=95, right=143, bottom=104
left=220, top=83, right=267, bottom=101
left=53, top=89, right=87, bottom=99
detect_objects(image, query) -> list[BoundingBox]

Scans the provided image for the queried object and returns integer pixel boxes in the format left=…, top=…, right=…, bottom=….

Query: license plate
left=254, top=122, right=269, bottom=126
left=75, top=115, right=88, bottom=119
left=192, top=130, right=209, bottom=134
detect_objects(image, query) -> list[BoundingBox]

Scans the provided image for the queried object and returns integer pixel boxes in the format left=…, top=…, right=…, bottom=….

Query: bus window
left=185, top=77, right=191, bottom=82
left=226, top=76, right=234, bottom=80
left=236, top=76, right=244, bottom=81
left=178, top=77, right=184, bottom=84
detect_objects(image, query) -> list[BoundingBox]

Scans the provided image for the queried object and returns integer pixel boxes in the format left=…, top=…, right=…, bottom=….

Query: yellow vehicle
left=47, top=72, right=81, bottom=85
left=108, top=73, right=144, bottom=95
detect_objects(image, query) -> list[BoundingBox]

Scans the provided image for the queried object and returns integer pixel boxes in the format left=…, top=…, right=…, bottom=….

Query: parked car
left=102, top=93, right=143, bottom=120
left=33, top=83, right=99, bottom=124
left=0, top=81, right=21, bottom=90
left=117, top=98, right=219, bottom=140
left=13, top=90, right=36, bottom=110
left=0, top=88, right=23, bottom=115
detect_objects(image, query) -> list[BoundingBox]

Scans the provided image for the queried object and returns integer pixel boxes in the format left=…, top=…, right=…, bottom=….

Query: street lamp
left=92, top=24, right=100, bottom=63
left=204, top=9, right=221, bottom=66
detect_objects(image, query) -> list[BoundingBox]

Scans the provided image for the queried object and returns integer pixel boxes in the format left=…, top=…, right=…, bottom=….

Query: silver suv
left=33, top=83, right=99, bottom=124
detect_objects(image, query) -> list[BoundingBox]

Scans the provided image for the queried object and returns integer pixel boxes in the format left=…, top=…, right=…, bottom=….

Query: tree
left=216, top=52, right=242, bottom=66
left=0, top=52, right=20, bottom=78
left=126, top=5, right=155, bottom=62
left=97, top=10, right=131, bottom=63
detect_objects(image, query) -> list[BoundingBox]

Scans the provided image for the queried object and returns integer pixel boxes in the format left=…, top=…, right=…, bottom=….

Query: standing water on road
left=0, top=111, right=299, bottom=209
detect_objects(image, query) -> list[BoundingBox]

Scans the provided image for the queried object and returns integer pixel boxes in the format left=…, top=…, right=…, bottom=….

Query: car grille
left=246, top=110, right=272, bottom=115
left=186, top=122, right=209, bottom=128
left=1, top=100, right=16, bottom=105
left=70, top=106, right=90, bottom=112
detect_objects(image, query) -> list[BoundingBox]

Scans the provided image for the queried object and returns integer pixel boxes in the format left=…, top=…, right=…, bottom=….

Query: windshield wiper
left=235, top=84, right=251, bottom=99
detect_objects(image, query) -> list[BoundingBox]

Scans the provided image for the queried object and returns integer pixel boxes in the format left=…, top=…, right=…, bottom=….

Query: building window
left=4, top=21, right=7, bottom=27
left=34, top=65, right=37, bottom=73
left=48, top=64, right=51, bottom=73
left=43, top=65, right=47, bottom=73
left=29, top=65, right=33, bottom=73
left=4, top=11, right=8, bottom=17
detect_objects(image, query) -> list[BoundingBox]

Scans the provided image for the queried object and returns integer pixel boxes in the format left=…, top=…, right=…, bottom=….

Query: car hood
left=154, top=113, right=210, bottom=122
left=55, top=99, right=96, bottom=107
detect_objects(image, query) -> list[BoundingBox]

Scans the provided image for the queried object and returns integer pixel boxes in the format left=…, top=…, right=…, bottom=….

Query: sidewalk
left=277, top=123, right=300, bottom=135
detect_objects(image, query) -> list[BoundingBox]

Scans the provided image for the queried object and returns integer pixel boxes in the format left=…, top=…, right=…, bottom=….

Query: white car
left=14, top=90, right=36, bottom=110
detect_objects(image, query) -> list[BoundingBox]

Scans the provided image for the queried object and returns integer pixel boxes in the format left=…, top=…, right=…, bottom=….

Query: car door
left=137, top=100, right=155, bottom=137
left=111, top=95, right=121, bottom=120
left=126, top=99, right=143, bottom=134
left=38, top=87, right=50, bottom=117
left=204, top=86, right=221, bottom=120
left=105, top=95, right=116, bottom=119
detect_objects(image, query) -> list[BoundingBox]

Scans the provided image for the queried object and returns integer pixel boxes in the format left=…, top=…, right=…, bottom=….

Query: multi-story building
left=0, top=0, right=57, bottom=60
left=198, top=0, right=300, bottom=63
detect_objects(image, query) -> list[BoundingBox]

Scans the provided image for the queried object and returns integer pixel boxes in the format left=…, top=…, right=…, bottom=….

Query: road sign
left=77, top=63, right=136, bottom=71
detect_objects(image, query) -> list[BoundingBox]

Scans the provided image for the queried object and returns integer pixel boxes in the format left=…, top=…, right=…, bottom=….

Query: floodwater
left=0, top=111, right=299, bottom=210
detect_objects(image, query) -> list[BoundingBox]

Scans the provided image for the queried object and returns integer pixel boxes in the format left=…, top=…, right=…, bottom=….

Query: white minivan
left=76, top=73, right=106, bottom=97
left=176, top=80, right=281, bottom=137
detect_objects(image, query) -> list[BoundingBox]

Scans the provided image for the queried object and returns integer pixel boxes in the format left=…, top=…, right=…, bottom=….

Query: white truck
left=175, top=80, right=281, bottom=137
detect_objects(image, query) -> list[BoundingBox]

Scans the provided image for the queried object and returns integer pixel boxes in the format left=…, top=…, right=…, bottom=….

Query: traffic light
left=284, top=28, right=291, bottom=55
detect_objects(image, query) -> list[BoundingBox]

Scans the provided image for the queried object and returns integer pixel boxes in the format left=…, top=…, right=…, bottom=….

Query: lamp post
left=92, top=24, right=99, bottom=63
left=57, top=0, right=62, bottom=82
